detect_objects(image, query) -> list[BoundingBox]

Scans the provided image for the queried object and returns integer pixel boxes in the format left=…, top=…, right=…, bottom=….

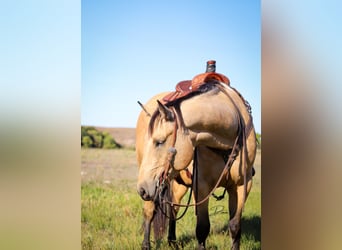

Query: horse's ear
left=137, top=101, right=151, bottom=117
left=157, top=100, right=174, bottom=121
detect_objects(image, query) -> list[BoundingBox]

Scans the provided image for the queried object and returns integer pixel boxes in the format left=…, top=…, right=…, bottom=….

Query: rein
left=156, top=83, right=253, bottom=211
left=155, top=107, right=194, bottom=221
left=159, top=128, right=241, bottom=209
left=217, top=83, right=252, bottom=206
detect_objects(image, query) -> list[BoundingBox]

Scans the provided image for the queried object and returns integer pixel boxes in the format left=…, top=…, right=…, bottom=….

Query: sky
left=81, top=1, right=261, bottom=133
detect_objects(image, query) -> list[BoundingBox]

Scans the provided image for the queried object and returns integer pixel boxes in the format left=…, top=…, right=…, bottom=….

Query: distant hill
left=95, top=127, right=136, bottom=148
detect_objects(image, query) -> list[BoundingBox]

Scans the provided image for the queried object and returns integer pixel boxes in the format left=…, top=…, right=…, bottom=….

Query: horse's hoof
left=168, top=240, right=180, bottom=249
left=168, top=239, right=176, bottom=246
left=230, top=242, right=240, bottom=250
left=197, top=243, right=206, bottom=250
left=228, top=220, right=240, bottom=238
left=141, top=242, right=151, bottom=250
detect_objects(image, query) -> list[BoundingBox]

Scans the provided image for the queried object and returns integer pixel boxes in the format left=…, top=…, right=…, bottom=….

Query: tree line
left=81, top=126, right=121, bottom=149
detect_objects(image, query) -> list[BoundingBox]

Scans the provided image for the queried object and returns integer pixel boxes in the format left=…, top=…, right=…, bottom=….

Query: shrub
left=82, top=135, right=94, bottom=148
left=81, top=127, right=120, bottom=149
left=86, top=129, right=103, bottom=148
left=103, top=134, right=119, bottom=149
left=256, top=133, right=261, bottom=149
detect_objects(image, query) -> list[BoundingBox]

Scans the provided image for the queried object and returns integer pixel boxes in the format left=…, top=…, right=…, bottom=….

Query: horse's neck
left=179, top=86, right=248, bottom=150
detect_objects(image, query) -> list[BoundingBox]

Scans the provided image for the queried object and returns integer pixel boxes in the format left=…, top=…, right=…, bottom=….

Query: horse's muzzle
left=137, top=181, right=157, bottom=201
left=138, top=186, right=152, bottom=201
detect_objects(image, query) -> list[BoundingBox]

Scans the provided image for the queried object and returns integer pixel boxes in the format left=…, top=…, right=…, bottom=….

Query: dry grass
left=81, top=148, right=137, bottom=188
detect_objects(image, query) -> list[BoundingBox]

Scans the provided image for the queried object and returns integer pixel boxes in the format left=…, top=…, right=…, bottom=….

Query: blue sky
left=82, top=1, right=261, bottom=133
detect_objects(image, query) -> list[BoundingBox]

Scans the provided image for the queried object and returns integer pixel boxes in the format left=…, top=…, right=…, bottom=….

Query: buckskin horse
left=136, top=92, right=193, bottom=249
left=136, top=61, right=257, bottom=249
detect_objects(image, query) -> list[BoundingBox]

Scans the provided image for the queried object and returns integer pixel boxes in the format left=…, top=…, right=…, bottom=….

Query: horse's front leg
left=195, top=195, right=210, bottom=249
left=168, top=181, right=188, bottom=246
left=228, top=179, right=252, bottom=250
left=142, top=201, right=155, bottom=250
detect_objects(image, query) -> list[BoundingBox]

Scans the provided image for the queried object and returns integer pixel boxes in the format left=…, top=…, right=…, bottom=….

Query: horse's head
left=137, top=100, right=193, bottom=201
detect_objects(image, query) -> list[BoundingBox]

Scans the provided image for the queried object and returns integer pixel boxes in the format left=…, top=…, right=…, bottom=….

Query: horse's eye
left=155, top=139, right=165, bottom=147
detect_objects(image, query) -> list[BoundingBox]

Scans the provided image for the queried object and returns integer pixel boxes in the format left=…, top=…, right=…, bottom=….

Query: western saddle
left=162, top=60, right=230, bottom=104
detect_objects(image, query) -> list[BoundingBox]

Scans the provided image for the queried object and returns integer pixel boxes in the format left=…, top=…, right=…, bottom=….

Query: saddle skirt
left=162, top=61, right=230, bottom=104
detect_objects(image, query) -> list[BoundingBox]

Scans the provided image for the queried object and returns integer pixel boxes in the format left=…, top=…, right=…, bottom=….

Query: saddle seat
left=163, top=61, right=230, bottom=104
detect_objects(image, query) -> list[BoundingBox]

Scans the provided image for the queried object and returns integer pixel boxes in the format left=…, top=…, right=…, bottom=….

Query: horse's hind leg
left=168, top=181, right=188, bottom=245
left=228, top=180, right=252, bottom=250
left=142, top=201, right=155, bottom=250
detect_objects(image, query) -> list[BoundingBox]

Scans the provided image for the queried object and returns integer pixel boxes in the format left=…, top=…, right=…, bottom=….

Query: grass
left=81, top=182, right=142, bottom=249
left=81, top=149, right=261, bottom=249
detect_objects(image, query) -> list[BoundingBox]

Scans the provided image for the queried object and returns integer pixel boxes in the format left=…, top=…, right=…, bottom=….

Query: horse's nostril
left=139, top=187, right=150, bottom=200
left=139, top=187, right=146, bottom=196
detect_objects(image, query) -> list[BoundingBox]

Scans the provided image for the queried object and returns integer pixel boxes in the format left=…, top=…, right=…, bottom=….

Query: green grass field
left=81, top=149, right=261, bottom=249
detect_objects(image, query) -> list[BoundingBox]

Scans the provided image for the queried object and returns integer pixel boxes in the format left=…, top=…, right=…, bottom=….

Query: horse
left=136, top=92, right=193, bottom=249
left=136, top=79, right=257, bottom=249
